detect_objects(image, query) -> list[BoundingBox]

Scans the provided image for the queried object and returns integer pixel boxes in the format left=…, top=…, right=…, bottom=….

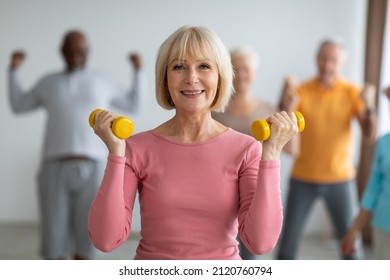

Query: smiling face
left=167, top=55, right=219, bottom=115
left=155, top=26, right=233, bottom=113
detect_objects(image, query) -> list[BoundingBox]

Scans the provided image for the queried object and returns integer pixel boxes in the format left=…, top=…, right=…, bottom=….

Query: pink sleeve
left=238, top=142, right=283, bottom=255
left=88, top=152, right=139, bottom=252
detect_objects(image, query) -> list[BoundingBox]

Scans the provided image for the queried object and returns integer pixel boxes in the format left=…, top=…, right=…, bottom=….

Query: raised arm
left=110, top=53, right=147, bottom=113
left=357, top=83, right=377, bottom=142
left=278, top=76, right=301, bottom=157
left=87, top=110, right=138, bottom=252
left=88, top=153, right=138, bottom=252
left=239, top=111, right=299, bottom=254
left=8, top=50, right=42, bottom=113
left=278, top=76, right=300, bottom=112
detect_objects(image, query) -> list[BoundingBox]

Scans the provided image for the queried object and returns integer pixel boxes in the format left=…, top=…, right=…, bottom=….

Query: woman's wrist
left=108, top=142, right=126, bottom=157
left=261, top=146, right=281, bottom=160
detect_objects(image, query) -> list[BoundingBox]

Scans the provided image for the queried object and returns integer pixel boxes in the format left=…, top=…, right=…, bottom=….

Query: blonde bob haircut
left=155, top=25, right=234, bottom=112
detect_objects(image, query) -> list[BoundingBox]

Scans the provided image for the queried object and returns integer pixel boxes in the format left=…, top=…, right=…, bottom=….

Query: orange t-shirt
left=292, top=77, right=365, bottom=183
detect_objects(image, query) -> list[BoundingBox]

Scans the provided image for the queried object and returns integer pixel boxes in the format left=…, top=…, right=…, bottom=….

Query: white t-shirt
left=9, top=68, right=145, bottom=160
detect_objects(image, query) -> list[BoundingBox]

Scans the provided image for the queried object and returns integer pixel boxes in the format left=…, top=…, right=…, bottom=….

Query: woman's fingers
left=92, top=110, right=126, bottom=156
left=267, top=111, right=298, bottom=140
left=94, top=110, right=116, bottom=135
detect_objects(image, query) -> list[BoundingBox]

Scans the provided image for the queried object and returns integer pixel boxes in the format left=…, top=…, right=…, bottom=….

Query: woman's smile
left=181, top=90, right=205, bottom=97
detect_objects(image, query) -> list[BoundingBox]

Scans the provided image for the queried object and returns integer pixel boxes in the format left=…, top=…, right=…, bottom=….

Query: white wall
left=0, top=0, right=367, bottom=236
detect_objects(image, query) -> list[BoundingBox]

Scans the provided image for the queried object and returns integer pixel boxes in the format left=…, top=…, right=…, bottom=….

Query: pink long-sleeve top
left=88, top=128, right=283, bottom=260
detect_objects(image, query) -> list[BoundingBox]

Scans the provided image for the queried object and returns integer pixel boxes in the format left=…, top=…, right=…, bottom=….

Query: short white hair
left=230, top=45, right=260, bottom=70
left=317, top=37, right=348, bottom=61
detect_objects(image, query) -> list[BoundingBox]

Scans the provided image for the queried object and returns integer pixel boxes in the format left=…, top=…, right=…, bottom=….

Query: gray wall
left=0, top=0, right=367, bottom=235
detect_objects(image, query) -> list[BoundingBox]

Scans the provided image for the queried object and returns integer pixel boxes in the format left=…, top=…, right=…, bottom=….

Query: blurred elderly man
left=8, top=30, right=145, bottom=259
left=277, top=38, right=376, bottom=260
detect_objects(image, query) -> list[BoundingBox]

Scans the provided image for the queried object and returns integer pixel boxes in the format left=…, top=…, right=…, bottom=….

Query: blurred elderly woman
left=212, top=46, right=271, bottom=129
left=213, top=46, right=298, bottom=260
left=88, top=25, right=298, bottom=260
left=213, top=46, right=297, bottom=155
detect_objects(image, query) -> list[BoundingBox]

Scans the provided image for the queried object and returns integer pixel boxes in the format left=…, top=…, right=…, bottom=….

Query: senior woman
left=213, top=46, right=298, bottom=156
left=88, top=25, right=298, bottom=260
left=213, top=46, right=298, bottom=260
left=212, top=46, right=272, bottom=133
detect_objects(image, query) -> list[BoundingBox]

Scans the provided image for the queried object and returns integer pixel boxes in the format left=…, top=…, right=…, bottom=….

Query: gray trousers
left=277, top=178, right=364, bottom=260
left=37, top=158, right=103, bottom=259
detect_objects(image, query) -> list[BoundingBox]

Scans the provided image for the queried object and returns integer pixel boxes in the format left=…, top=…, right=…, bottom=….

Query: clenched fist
left=129, top=53, right=142, bottom=70
left=10, top=51, right=26, bottom=69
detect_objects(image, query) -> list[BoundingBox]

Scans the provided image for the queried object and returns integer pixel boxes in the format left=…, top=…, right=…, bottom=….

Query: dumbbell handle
left=251, top=111, right=305, bottom=141
left=89, top=109, right=134, bottom=139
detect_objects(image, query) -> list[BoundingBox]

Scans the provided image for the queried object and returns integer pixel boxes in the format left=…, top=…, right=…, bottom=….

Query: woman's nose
left=185, top=68, right=199, bottom=84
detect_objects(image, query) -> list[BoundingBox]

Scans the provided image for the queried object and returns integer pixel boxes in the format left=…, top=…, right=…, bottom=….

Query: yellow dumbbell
left=89, top=109, right=134, bottom=139
left=251, top=111, right=305, bottom=141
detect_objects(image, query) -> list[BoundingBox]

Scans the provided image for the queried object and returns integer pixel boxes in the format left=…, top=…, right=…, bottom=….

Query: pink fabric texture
left=88, top=128, right=283, bottom=259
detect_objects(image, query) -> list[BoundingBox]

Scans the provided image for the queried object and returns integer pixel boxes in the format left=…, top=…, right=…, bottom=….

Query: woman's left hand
left=261, top=111, right=299, bottom=160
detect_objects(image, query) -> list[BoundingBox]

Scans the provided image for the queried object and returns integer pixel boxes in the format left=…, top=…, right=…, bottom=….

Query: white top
left=8, top=68, right=146, bottom=160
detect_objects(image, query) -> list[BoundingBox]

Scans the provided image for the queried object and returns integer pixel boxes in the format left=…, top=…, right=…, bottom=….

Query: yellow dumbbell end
left=89, top=109, right=103, bottom=127
left=89, top=109, right=134, bottom=139
left=112, top=117, right=134, bottom=139
left=294, top=111, right=305, bottom=132
left=251, top=111, right=305, bottom=141
left=251, top=119, right=271, bottom=141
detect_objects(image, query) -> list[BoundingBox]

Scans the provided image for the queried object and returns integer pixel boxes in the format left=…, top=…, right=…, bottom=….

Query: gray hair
left=317, top=37, right=348, bottom=60
left=230, top=45, right=260, bottom=70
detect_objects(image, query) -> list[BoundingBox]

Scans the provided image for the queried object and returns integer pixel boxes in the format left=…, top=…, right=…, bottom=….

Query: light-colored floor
left=0, top=223, right=372, bottom=260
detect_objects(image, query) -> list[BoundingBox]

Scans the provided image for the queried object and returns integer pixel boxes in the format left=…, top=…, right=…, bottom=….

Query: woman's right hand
left=261, top=111, right=299, bottom=160
left=92, top=110, right=126, bottom=157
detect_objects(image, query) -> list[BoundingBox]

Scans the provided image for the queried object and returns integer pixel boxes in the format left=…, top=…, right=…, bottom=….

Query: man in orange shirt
left=277, top=39, right=377, bottom=259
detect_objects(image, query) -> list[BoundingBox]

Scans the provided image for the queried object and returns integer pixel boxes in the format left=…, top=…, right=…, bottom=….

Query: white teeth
left=181, top=91, right=203, bottom=95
